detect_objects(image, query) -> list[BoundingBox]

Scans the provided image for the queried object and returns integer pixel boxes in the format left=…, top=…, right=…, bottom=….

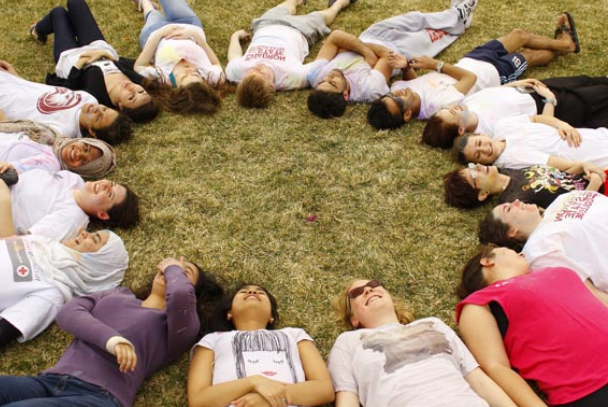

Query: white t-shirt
left=194, top=328, right=312, bottom=407
left=493, top=115, right=608, bottom=169
left=328, top=318, right=488, bottom=407
left=0, top=132, right=61, bottom=173
left=0, top=71, right=96, bottom=139
left=523, top=191, right=608, bottom=291
left=308, top=52, right=389, bottom=102
left=392, top=72, right=464, bottom=120
left=10, top=169, right=89, bottom=241
left=226, top=25, right=317, bottom=90
left=0, top=236, right=64, bottom=341
left=464, top=87, right=537, bottom=135
left=138, top=24, right=224, bottom=87
left=55, top=40, right=120, bottom=79
left=454, top=58, right=501, bottom=94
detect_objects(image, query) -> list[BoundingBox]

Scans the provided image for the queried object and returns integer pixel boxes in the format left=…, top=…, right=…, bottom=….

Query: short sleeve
left=428, top=318, right=479, bottom=376
left=305, top=59, right=329, bottom=87
left=226, top=59, right=245, bottom=83
left=362, top=70, right=391, bottom=102
left=327, top=332, right=359, bottom=394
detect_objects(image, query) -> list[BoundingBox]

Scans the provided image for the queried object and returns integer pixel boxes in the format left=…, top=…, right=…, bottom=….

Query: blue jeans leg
left=159, top=0, right=202, bottom=27
left=138, top=9, right=169, bottom=48
left=0, top=374, right=120, bottom=407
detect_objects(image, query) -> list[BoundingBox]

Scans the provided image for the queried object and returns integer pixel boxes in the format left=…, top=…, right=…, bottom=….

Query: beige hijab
left=0, top=120, right=116, bottom=178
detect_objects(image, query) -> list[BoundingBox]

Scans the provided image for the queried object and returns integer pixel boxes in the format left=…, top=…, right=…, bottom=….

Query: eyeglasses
left=467, top=163, right=479, bottom=180
left=348, top=279, right=383, bottom=299
left=382, top=93, right=406, bottom=114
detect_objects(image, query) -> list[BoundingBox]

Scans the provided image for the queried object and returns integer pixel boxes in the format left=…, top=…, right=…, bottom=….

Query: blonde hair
left=236, top=75, right=274, bottom=109
left=334, top=279, right=415, bottom=330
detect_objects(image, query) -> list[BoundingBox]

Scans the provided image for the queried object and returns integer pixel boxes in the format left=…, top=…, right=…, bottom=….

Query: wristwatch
left=542, top=97, right=558, bottom=106
left=436, top=61, right=444, bottom=73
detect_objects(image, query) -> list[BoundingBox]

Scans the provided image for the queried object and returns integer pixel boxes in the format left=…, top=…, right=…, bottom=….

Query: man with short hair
left=0, top=61, right=132, bottom=144
left=478, top=191, right=608, bottom=291
left=307, top=0, right=479, bottom=119
left=8, top=168, right=139, bottom=241
left=226, top=0, right=355, bottom=109
left=367, top=12, right=580, bottom=130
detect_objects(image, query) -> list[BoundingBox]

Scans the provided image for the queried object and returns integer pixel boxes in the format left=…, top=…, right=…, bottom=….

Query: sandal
left=29, top=24, right=47, bottom=44
left=563, top=11, right=580, bottom=53
left=132, top=0, right=159, bottom=12
left=553, top=14, right=565, bottom=39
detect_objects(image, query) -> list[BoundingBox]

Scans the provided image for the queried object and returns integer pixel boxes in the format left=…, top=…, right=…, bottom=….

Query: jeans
left=0, top=374, right=120, bottom=407
left=138, top=0, right=203, bottom=48
left=35, top=0, right=105, bottom=62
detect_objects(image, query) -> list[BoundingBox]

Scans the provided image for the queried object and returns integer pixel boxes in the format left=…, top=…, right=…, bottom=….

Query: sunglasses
left=348, top=279, right=383, bottom=299
left=382, top=93, right=406, bottom=114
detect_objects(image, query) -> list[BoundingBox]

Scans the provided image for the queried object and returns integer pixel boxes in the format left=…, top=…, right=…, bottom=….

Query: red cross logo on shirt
left=17, top=265, right=29, bottom=277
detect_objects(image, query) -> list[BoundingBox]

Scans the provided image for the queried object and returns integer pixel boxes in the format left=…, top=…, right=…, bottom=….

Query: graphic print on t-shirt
left=520, top=165, right=585, bottom=195
left=244, top=46, right=286, bottom=62
left=233, top=330, right=298, bottom=383
left=37, top=87, right=82, bottom=114
left=553, top=191, right=598, bottom=222
left=361, top=321, right=451, bottom=373
left=6, top=237, right=33, bottom=282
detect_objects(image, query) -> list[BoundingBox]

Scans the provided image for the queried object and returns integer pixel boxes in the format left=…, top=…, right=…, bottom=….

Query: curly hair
left=422, top=115, right=460, bottom=149
left=456, top=245, right=495, bottom=299
left=334, top=279, right=415, bottom=330
left=236, top=75, right=274, bottom=109
left=307, top=90, right=348, bottom=118
left=93, top=112, right=133, bottom=145
left=478, top=211, right=525, bottom=252
left=166, top=81, right=222, bottom=115
left=367, top=99, right=405, bottom=130
left=443, top=168, right=484, bottom=209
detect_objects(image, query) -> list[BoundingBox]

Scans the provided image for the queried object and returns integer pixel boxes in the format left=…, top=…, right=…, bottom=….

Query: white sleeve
left=327, top=333, right=359, bottom=394
left=362, top=70, right=390, bottom=102
left=137, top=66, right=162, bottom=80
left=226, top=59, right=245, bottom=83
left=305, top=59, right=329, bottom=87
left=28, top=209, right=89, bottom=241
left=1, top=286, right=64, bottom=341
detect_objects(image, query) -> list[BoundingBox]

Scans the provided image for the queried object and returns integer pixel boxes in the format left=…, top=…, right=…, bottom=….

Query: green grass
left=0, top=0, right=603, bottom=405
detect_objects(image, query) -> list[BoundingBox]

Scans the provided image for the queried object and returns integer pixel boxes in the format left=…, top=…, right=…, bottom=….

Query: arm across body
left=409, top=55, right=477, bottom=95
left=316, top=30, right=377, bottom=68
left=459, top=304, right=548, bottom=407
left=464, top=367, right=518, bottom=407
left=228, top=30, right=250, bottom=62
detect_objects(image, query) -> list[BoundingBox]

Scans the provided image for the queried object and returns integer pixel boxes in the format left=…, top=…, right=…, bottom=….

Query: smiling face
left=460, top=164, right=500, bottom=195
left=316, top=69, right=348, bottom=95
left=347, top=279, right=395, bottom=329
left=73, top=180, right=127, bottom=220
left=462, top=134, right=500, bottom=164
left=62, top=229, right=109, bottom=252
left=492, top=199, right=542, bottom=240
left=436, top=105, right=469, bottom=130
left=60, top=140, right=103, bottom=169
left=380, top=88, right=417, bottom=121
left=79, top=103, right=119, bottom=135
left=118, top=82, right=151, bottom=109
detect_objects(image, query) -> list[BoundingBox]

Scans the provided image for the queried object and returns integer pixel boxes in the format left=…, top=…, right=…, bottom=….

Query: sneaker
left=454, top=0, right=478, bottom=28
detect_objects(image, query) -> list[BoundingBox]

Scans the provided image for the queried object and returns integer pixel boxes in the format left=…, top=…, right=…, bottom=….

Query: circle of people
left=1, top=0, right=607, bottom=406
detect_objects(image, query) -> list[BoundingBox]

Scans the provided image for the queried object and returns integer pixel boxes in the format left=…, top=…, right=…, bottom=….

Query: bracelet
left=542, top=97, right=558, bottom=106
left=436, top=61, right=444, bottom=73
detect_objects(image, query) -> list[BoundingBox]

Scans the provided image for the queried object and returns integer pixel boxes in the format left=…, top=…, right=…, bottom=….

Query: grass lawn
left=0, top=0, right=603, bottom=405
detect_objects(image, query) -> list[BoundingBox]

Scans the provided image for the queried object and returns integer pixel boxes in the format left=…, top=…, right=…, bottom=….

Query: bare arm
left=0, top=60, right=22, bottom=78
left=585, top=172, right=604, bottom=192
left=531, top=115, right=581, bottom=147
left=459, top=304, right=548, bottom=407
left=409, top=55, right=476, bottom=95
left=0, top=179, right=15, bottom=237
left=228, top=30, right=250, bottom=62
left=334, top=391, right=361, bottom=407
left=585, top=279, right=608, bottom=307
left=134, top=25, right=181, bottom=71
left=464, top=368, right=518, bottom=407
left=316, top=30, right=377, bottom=67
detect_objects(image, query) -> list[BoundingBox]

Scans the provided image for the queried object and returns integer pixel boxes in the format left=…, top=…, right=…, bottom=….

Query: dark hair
left=443, top=169, right=484, bottom=209
left=121, top=99, right=160, bottom=124
left=307, top=90, right=348, bottom=119
left=457, top=245, right=494, bottom=299
left=132, top=262, right=225, bottom=337
left=236, top=76, right=274, bottom=109
left=94, top=112, right=133, bottom=145
left=209, top=282, right=279, bottom=332
left=423, top=115, right=459, bottom=149
left=102, top=184, right=140, bottom=228
left=453, top=134, right=471, bottom=165
left=478, top=211, right=525, bottom=251
left=167, top=81, right=222, bottom=115
left=367, top=99, right=405, bottom=130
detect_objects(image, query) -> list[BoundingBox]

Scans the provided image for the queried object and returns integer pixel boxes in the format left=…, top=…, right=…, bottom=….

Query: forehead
left=98, top=230, right=110, bottom=246
left=459, top=168, right=475, bottom=187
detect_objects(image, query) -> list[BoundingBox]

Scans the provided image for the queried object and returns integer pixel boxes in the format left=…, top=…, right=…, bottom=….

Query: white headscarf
left=29, top=231, right=129, bottom=301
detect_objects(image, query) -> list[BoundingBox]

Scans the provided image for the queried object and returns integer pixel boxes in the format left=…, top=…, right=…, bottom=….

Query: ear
left=269, top=317, right=275, bottom=324
left=478, top=190, right=490, bottom=202
left=507, top=227, right=519, bottom=239
left=227, top=312, right=232, bottom=321
left=458, top=126, right=466, bottom=136
left=350, top=315, right=360, bottom=329
left=479, top=257, right=494, bottom=267
left=96, top=210, right=110, bottom=221
left=403, top=109, right=413, bottom=123
left=88, top=127, right=97, bottom=138
left=343, top=90, right=350, bottom=102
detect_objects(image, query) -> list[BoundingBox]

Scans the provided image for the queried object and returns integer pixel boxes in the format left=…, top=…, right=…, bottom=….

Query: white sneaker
left=454, top=0, right=478, bottom=28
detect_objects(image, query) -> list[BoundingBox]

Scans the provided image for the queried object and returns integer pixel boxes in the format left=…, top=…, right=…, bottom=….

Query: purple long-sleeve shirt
left=45, top=265, right=200, bottom=407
